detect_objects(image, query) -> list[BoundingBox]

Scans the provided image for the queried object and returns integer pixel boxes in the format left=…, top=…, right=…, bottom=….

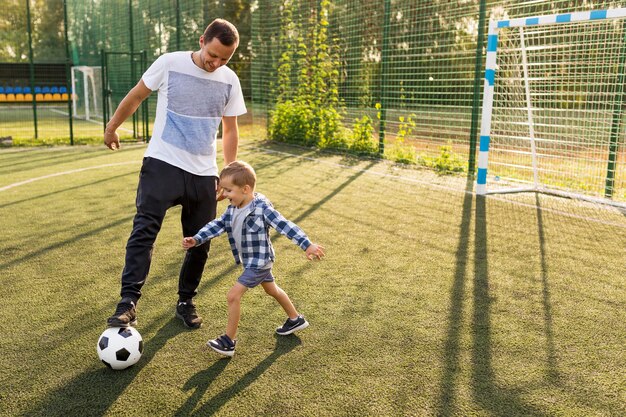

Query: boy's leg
left=178, top=174, right=218, bottom=301
left=261, top=281, right=298, bottom=319
left=207, top=283, right=245, bottom=357
left=262, top=280, right=309, bottom=336
left=225, top=283, right=248, bottom=340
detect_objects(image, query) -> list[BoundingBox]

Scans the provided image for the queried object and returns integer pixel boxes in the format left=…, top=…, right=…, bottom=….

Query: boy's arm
left=263, top=206, right=312, bottom=250
left=192, top=214, right=227, bottom=246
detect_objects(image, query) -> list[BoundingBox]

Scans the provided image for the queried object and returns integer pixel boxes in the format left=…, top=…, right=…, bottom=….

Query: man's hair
left=203, top=18, right=239, bottom=46
left=220, top=161, right=256, bottom=189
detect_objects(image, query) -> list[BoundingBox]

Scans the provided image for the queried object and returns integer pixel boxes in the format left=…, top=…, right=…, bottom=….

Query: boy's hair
left=203, top=18, right=239, bottom=47
left=220, top=161, right=256, bottom=189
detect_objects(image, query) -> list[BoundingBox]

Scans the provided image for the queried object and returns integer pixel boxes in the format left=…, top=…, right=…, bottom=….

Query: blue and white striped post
left=476, top=7, right=626, bottom=196
left=476, top=19, right=498, bottom=195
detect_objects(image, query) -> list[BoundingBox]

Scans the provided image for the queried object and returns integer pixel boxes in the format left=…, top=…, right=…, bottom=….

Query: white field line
left=2, top=145, right=624, bottom=228
left=242, top=146, right=626, bottom=229
left=47, top=108, right=133, bottom=133
left=0, top=161, right=140, bottom=192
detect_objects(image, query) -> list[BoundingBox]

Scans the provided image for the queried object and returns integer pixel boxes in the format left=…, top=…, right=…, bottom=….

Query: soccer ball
left=97, top=327, right=143, bottom=370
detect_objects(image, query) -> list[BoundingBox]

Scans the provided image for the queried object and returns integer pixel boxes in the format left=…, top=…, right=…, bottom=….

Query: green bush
left=268, top=0, right=344, bottom=150
left=269, top=101, right=345, bottom=149
left=317, top=107, right=347, bottom=150
left=268, top=101, right=313, bottom=145
left=385, top=143, right=417, bottom=164
left=348, top=115, right=378, bottom=155
left=419, top=143, right=465, bottom=174
left=384, top=113, right=417, bottom=164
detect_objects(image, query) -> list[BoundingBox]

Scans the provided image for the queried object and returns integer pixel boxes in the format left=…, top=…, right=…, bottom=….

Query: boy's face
left=220, top=176, right=252, bottom=208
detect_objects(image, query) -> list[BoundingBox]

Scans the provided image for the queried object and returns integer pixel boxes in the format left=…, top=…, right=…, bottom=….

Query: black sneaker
left=107, top=297, right=137, bottom=327
left=176, top=300, right=202, bottom=329
left=276, top=315, right=309, bottom=336
left=207, top=334, right=236, bottom=357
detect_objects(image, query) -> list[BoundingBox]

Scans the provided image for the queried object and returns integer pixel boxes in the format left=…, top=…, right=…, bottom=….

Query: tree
left=0, top=0, right=65, bottom=63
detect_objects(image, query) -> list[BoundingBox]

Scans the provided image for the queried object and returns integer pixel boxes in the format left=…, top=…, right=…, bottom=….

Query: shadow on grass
left=535, top=194, right=560, bottom=382
left=0, top=146, right=135, bottom=175
left=290, top=160, right=378, bottom=225
left=470, top=194, right=549, bottom=416
left=21, top=318, right=185, bottom=417
left=176, top=335, right=302, bottom=416
left=0, top=214, right=136, bottom=270
left=436, top=178, right=474, bottom=416
left=437, top=178, right=551, bottom=416
left=0, top=171, right=137, bottom=209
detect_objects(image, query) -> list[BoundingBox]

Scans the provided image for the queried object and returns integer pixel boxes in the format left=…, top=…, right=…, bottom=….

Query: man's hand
left=305, top=243, right=325, bottom=260
left=104, top=129, right=120, bottom=150
left=182, top=237, right=197, bottom=249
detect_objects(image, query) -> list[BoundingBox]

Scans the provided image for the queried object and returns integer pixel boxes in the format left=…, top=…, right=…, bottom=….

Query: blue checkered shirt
left=193, top=193, right=312, bottom=269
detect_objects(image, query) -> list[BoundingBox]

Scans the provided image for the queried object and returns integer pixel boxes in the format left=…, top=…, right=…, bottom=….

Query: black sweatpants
left=120, top=157, right=218, bottom=302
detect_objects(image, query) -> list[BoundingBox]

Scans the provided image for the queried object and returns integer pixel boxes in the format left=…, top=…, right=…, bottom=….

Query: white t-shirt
left=231, top=201, right=252, bottom=264
left=142, top=51, right=247, bottom=176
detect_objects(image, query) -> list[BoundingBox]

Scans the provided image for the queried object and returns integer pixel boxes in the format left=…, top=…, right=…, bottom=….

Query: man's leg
left=178, top=174, right=218, bottom=300
left=108, top=158, right=183, bottom=327
left=175, top=173, right=217, bottom=328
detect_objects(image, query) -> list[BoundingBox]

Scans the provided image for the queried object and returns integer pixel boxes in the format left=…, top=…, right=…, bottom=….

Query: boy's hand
left=305, top=243, right=325, bottom=260
left=182, top=237, right=197, bottom=249
left=216, top=183, right=226, bottom=201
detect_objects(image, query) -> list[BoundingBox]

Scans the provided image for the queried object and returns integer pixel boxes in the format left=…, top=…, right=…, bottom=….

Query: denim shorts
left=237, top=267, right=275, bottom=288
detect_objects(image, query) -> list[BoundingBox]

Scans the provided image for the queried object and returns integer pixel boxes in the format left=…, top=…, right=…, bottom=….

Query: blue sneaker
left=207, top=334, right=236, bottom=357
left=276, top=315, right=309, bottom=335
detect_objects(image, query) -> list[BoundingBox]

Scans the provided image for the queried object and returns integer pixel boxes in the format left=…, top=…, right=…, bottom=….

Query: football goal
left=71, top=66, right=104, bottom=121
left=477, top=8, right=626, bottom=207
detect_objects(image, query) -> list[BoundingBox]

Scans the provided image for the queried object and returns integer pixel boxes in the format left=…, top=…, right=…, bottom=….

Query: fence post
left=378, top=0, right=391, bottom=155
left=468, top=0, right=487, bottom=175
left=101, top=49, right=107, bottom=132
left=605, top=21, right=626, bottom=198
left=142, top=50, right=149, bottom=141
left=129, top=0, right=137, bottom=139
left=25, top=0, right=38, bottom=140
left=176, top=0, right=181, bottom=51
left=63, top=0, right=74, bottom=145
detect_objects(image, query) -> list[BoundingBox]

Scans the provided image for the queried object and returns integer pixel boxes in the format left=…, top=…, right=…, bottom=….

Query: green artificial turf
left=0, top=138, right=624, bottom=416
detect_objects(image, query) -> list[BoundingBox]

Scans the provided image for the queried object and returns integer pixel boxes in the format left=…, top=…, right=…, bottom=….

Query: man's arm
left=104, top=79, right=152, bottom=150
left=221, top=115, right=239, bottom=164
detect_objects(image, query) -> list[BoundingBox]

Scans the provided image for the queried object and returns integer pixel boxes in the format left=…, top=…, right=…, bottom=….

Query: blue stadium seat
left=50, top=86, right=59, bottom=94
left=59, top=86, right=67, bottom=94
left=0, top=87, right=4, bottom=94
left=23, top=87, right=31, bottom=94
left=34, top=86, right=42, bottom=94
left=42, top=86, right=50, bottom=94
left=5, top=87, right=14, bottom=94
left=15, top=86, right=23, bottom=94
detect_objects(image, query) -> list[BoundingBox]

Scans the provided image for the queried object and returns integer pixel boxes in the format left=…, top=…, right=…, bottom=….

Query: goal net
left=477, top=9, right=626, bottom=207
left=71, top=66, right=104, bottom=121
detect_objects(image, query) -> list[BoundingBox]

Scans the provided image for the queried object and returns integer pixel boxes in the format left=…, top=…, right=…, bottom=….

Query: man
left=104, top=18, right=246, bottom=329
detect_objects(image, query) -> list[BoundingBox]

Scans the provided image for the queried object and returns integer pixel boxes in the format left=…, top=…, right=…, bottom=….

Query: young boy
left=182, top=161, right=325, bottom=357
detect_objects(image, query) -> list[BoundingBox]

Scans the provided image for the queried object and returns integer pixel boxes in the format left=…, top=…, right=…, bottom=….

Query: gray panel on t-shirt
left=167, top=71, right=232, bottom=118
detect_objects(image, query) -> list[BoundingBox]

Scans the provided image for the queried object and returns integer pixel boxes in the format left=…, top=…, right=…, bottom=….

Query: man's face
left=197, top=37, right=237, bottom=72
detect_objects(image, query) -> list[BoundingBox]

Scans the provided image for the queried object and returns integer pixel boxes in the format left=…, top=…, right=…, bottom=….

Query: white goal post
left=71, top=66, right=103, bottom=121
left=477, top=8, right=626, bottom=208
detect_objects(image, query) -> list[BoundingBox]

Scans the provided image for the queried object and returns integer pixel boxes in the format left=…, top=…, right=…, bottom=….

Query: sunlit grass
left=0, top=137, right=624, bottom=416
